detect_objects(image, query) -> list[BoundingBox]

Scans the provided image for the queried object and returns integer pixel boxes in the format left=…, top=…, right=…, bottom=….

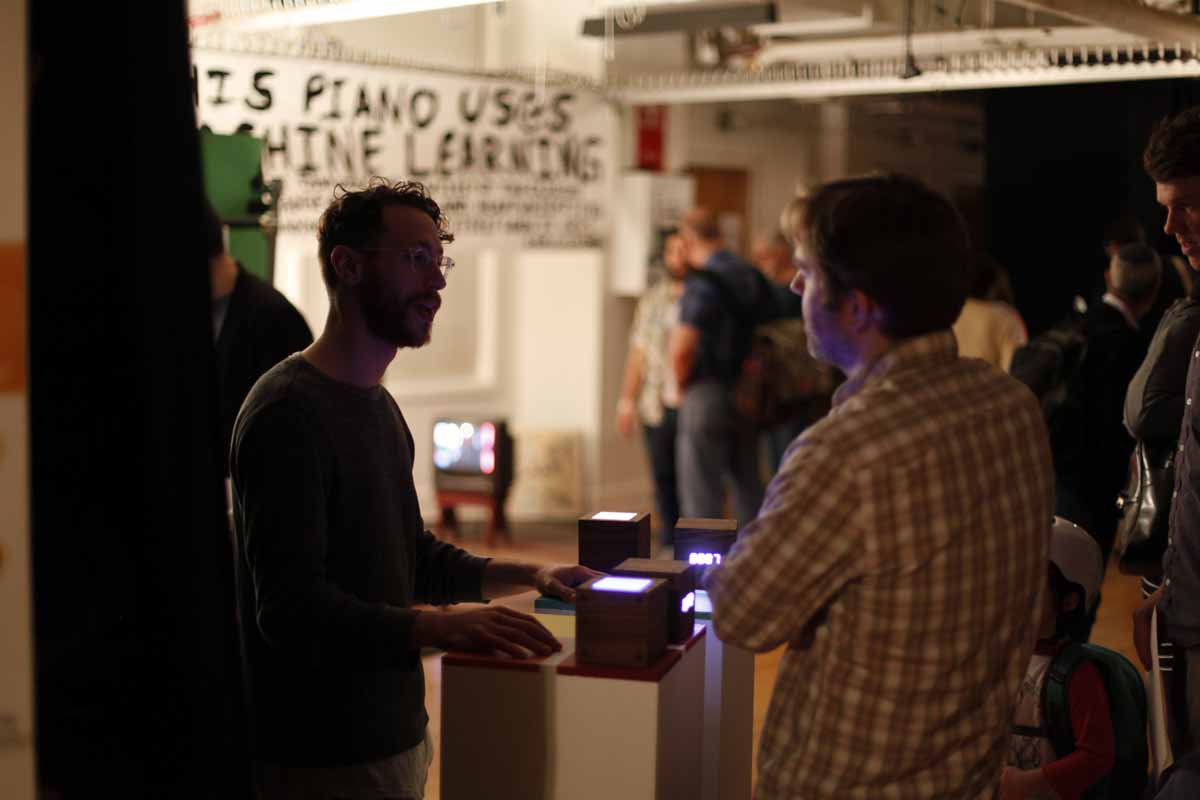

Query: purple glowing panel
left=592, top=577, right=653, bottom=593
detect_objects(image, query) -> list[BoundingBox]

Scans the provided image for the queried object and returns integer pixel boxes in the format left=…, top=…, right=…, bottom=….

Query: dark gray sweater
left=231, top=355, right=488, bottom=766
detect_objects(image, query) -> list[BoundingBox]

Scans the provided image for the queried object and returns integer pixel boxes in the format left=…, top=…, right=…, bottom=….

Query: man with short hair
left=1134, top=105, right=1200, bottom=760
left=231, top=179, right=599, bottom=799
left=670, top=208, right=771, bottom=524
left=707, top=174, right=1054, bottom=798
left=1062, top=242, right=1162, bottom=565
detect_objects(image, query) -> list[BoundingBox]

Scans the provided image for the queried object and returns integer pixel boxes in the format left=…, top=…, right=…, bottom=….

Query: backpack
left=1041, top=641, right=1148, bottom=800
left=688, top=269, right=827, bottom=428
left=1009, top=310, right=1089, bottom=467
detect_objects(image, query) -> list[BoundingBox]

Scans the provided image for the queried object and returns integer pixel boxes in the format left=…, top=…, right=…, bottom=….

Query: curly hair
left=317, top=178, right=454, bottom=292
left=1143, top=106, right=1200, bottom=183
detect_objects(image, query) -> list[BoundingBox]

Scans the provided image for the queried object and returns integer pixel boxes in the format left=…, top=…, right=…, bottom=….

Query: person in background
left=1104, top=213, right=1188, bottom=338
left=670, top=207, right=770, bottom=525
left=751, top=221, right=837, bottom=476
left=1134, top=105, right=1200, bottom=765
left=616, top=232, right=688, bottom=546
left=952, top=252, right=1027, bottom=371
left=230, top=179, right=600, bottom=800
left=207, top=202, right=314, bottom=473
left=707, top=174, right=1054, bottom=799
left=1070, top=243, right=1162, bottom=565
left=1003, top=518, right=1113, bottom=800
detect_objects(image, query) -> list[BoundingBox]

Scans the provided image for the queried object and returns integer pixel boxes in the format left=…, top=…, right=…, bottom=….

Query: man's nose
left=1165, top=207, right=1181, bottom=236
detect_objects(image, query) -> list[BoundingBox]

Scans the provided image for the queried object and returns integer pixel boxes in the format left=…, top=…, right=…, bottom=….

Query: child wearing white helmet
left=1001, top=518, right=1122, bottom=800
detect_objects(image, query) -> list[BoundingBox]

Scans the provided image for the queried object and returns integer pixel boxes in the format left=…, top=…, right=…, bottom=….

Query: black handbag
left=1115, top=441, right=1174, bottom=575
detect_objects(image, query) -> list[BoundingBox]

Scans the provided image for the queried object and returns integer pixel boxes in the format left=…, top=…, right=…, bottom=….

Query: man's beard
left=359, top=274, right=432, bottom=349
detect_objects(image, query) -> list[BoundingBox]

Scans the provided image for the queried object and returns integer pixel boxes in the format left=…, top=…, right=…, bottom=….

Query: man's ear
left=330, top=245, right=365, bottom=287
left=846, top=289, right=884, bottom=333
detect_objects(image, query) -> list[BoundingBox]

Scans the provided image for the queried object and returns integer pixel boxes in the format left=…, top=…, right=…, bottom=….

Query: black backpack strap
left=1041, top=641, right=1086, bottom=762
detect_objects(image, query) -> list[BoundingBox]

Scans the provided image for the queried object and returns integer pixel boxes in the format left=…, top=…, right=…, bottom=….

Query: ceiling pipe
left=755, top=26, right=1144, bottom=64
left=1000, top=0, right=1200, bottom=41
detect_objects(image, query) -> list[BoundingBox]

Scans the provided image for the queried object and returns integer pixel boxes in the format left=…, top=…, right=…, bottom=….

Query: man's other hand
left=534, top=564, right=605, bottom=603
left=417, top=607, right=561, bottom=658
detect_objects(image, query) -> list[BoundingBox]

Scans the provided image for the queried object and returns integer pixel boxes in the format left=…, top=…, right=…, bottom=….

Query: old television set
left=432, top=418, right=514, bottom=496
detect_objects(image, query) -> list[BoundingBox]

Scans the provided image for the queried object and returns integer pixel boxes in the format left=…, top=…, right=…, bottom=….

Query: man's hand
left=534, top=564, right=605, bottom=603
left=1133, top=587, right=1163, bottom=671
left=414, top=607, right=561, bottom=659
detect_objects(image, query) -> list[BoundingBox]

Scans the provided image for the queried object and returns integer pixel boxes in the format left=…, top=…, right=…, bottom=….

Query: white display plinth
left=441, top=627, right=705, bottom=800
left=693, top=590, right=754, bottom=800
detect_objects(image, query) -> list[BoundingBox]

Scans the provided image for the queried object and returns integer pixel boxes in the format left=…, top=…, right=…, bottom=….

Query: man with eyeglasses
left=230, top=179, right=600, bottom=799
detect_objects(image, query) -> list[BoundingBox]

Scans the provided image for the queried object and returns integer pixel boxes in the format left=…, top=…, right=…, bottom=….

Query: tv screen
left=432, top=417, right=513, bottom=495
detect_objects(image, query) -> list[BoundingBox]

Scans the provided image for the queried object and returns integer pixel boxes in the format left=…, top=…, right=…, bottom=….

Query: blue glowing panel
left=592, top=577, right=653, bottom=593
left=680, top=591, right=696, bottom=613
left=695, top=590, right=712, bottom=615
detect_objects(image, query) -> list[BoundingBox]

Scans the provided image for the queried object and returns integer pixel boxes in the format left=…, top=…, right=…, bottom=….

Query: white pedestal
left=699, top=618, right=754, bottom=800
left=441, top=629, right=705, bottom=800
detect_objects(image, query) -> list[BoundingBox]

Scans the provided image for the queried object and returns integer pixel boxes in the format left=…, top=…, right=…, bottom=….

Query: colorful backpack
left=1041, top=641, right=1148, bottom=800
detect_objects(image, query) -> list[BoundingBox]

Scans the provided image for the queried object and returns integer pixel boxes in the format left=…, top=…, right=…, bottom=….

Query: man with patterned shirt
left=617, top=232, right=688, bottom=545
left=707, top=174, right=1054, bottom=799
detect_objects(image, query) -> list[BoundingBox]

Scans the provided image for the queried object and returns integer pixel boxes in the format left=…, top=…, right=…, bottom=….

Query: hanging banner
left=192, top=49, right=613, bottom=248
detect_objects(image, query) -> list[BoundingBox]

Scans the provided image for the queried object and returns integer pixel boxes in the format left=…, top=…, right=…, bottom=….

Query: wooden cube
left=672, top=517, right=738, bottom=579
left=613, top=558, right=697, bottom=644
left=578, top=511, right=652, bottom=573
left=576, top=576, right=669, bottom=668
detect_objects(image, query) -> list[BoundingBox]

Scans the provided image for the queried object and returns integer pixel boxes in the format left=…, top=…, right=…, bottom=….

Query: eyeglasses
left=358, top=247, right=455, bottom=278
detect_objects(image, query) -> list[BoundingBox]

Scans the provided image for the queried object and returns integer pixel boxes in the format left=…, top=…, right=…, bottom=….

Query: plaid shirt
left=708, top=331, right=1054, bottom=799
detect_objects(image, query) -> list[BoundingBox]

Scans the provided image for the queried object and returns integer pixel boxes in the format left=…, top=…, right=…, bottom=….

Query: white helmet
left=1050, top=516, right=1103, bottom=611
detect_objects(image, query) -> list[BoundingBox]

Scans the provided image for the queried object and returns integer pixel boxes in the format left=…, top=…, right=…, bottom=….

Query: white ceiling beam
left=612, top=57, right=1200, bottom=104
left=755, top=25, right=1149, bottom=64
left=1000, top=0, right=1200, bottom=42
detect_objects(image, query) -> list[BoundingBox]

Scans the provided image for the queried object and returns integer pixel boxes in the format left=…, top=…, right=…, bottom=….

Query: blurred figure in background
left=1068, top=244, right=1162, bottom=563
left=616, top=232, right=688, bottom=545
left=750, top=214, right=838, bottom=476
left=671, top=207, right=772, bottom=525
left=1103, top=213, right=1186, bottom=342
left=952, top=251, right=1027, bottom=371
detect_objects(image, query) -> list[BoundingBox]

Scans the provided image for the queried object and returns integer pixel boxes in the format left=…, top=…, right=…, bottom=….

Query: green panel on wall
left=200, top=129, right=273, bottom=282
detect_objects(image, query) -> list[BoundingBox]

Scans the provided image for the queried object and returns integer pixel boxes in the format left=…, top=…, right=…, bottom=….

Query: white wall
left=665, top=100, right=828, bottom=250
left=318, top=5, right=486, bottom=70
left=660, top=96, right=984, bottom=251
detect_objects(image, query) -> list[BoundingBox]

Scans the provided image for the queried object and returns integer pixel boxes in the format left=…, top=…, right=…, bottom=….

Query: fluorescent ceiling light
left=751, top=5, right=875, bottom=37
left=201, top=0, right=497, bottom=31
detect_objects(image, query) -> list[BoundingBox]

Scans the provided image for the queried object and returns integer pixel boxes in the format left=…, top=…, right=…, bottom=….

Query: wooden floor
left=420, top=522, right=1144, bottom=800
